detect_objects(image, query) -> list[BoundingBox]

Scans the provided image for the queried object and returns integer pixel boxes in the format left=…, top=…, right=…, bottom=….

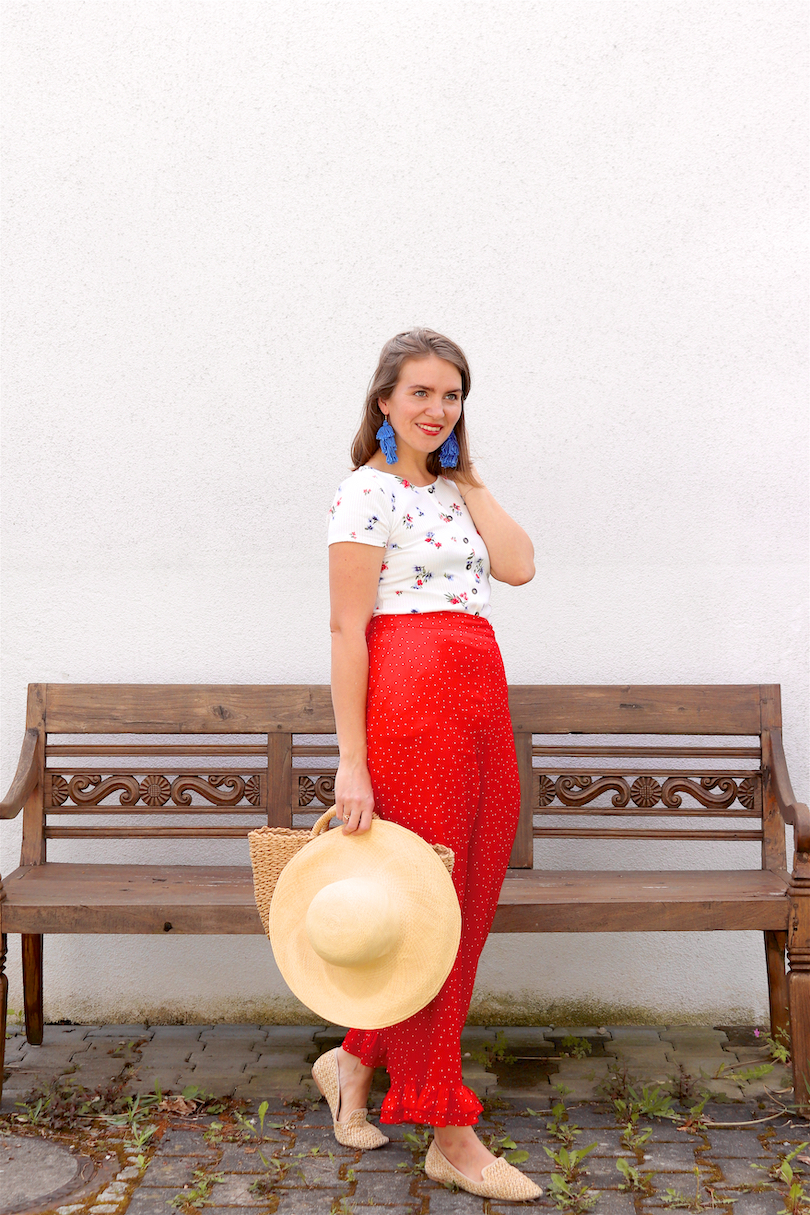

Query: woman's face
left=379, top=354, right=463, bottom=460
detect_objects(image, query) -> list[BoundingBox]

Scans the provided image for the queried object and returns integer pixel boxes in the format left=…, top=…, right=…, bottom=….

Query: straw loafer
left=311, top=1048, right=389, bottom=1150
left=425, top=1138, right=543, bottom=1202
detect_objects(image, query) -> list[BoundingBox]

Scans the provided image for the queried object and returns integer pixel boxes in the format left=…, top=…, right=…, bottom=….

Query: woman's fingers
left=340, top=798, right=374, bottom=835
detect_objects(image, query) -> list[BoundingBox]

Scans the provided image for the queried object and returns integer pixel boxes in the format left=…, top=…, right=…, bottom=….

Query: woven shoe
left=425, top=1138, right=543, bottom=1201
left=311, top=1047, right=389, bottom=1150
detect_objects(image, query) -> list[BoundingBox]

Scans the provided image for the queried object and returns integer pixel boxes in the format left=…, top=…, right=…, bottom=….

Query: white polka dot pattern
left=341, top=611, right=521, bottom=1128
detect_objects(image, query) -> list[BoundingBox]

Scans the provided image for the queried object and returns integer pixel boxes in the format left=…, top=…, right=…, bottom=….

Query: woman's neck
left=366, top=451, right=435, bottom=486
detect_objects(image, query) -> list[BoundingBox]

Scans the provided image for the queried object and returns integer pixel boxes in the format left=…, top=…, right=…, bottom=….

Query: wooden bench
left=1, top=682, right=808, bottom=1103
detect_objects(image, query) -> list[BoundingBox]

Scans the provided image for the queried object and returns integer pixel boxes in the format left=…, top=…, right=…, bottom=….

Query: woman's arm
left=450, top=468, right=535, bottom=585
left=328, top=541, right=385, bottom=835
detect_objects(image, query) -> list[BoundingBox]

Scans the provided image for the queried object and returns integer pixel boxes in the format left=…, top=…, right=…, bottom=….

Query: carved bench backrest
left=21, top=683, right=785, bottom=875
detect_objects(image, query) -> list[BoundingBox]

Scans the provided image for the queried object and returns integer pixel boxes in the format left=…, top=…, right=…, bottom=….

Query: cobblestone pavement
left=1, top=1024, right=807, bottom=1215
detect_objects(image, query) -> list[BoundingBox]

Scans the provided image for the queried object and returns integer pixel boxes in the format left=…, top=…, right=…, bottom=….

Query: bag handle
left=308, top=807, right=454, bottom=875
left=309, top=807, right=380, bottom=838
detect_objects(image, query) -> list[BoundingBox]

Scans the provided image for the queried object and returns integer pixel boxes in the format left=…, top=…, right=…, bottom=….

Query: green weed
left=616, top=1155, right=655, bottom=1195
left=169, top=1166, right=224, bottom=1210
left=559, top=1034, right=593, bottom=1059
left=470, top=1030, right=516, bottom=1070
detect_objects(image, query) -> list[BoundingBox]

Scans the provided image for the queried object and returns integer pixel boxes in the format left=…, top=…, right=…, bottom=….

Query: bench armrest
left=0, top=728, right=40, bottom=820
left=766, top=729, right=810, bottom=855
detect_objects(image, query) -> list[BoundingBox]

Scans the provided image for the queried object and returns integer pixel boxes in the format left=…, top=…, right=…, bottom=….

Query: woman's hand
left=444, top=464, right=535, bottom=586
left=443, top=463, right=480, bottom=501
left=334, top=758, right=375, bottom=835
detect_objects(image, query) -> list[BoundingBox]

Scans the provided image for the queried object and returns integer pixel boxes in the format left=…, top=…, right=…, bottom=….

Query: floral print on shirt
left=327, top=466, right=492, bottom=617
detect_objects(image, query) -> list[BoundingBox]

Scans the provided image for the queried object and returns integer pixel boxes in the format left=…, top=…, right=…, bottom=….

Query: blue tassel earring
left=438, top=428, right=460, bottom=468
left=376, top=415, right=398, bottom=464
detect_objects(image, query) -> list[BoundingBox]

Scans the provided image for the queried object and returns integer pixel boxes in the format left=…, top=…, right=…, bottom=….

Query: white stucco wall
left=2, top=0, right=807, bottom=1027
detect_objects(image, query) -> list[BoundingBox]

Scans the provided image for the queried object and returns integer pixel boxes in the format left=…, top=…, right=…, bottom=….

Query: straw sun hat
left=268, top=816, right=462, bottom=1029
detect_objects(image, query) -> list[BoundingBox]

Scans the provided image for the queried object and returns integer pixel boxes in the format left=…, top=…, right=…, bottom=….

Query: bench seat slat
left=0, top=863, right=790, bottom=936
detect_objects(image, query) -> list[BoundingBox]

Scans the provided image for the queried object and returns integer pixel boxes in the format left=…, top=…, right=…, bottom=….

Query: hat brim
left=268, top=819, right=462, bottom=1029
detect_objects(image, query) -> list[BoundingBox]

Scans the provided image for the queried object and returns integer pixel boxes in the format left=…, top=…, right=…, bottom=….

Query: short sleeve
left=327, top=472, right=391, bottom=548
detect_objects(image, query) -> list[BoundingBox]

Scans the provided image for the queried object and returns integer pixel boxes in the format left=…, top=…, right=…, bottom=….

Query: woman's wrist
left=338, top=749, right=368, bottom=766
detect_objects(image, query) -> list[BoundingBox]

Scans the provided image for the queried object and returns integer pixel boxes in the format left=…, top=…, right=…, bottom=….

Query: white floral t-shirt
left=327, top=466, right=492, bottom=617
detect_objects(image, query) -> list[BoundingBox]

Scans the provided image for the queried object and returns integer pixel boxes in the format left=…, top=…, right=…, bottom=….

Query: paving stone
left=606, top=1027, right=667, bottom=1043
left=260, top=1025, right=326, bottom=1046
left=215, top=1142, right=289, bottom=1171
left=479, top=1142, right=553, bottom=1172
left=698, top=1078, right=747, bottom=1101
left=646, top=1171, right=715, bottom=1201
left=418, top=1184, right=493, bottom=1212
left=68, top=1063, right=128, bottom=1089
left=14, top=1042, right=90, bottom=1069
left=714, top=1157, right=772, bottom=1185
left=124, top=1188, right=182, bottom=1215
left=346, top=1144, right=413, bottom=1171
left=231, top=1070, right=310, bottom=1099
left=482, top=1115, right=540, bottom=1140
left=180, top=1073, right=239, bottom=1094
left=641, top=1142, right=702, bottom=1169
left=89, top=1205, right=119, bottom=1213
left=728, top=1046, right=775, bottom=1066
left=298, top=1105, right=337, bottom=1128
left=273, top=1197, right=349, bottom=1214
left=188, top=1043, right=262, bottom=1060
left=582, top=1130, right=625, bottom=1155
left=585, top=1155, right=636, bottom=1185
left=244, top=1049, right=311, bottom=1070
left=147, top=1026, right=206, bottom=1042
left=462, top=1063, right=498, bottom=1096
left=117, top=1166, right=142, bottom=1179
left=121, top=1069, right=186, bottom=1096
left=206, top=1173, right=273, bottom=1205
left=281, top=1154, right=349, bottom=1186
left=142, top=1155, right=215, bottom=1186
left=604, top=1044, right=673, bottom=1062
left=313, top=1026, right=350, bottom=1042
left=86, top=1025, right=153, bottom=1039
left=3, top=1036, right=30, bottom=1063
left=704, top=1129, right=770, bottom=1157
left=708, top=1194, right=784, bottom=1215
left=669, top=1052, right=736, bottom=1076
left=486, top=1026, right=555, bottom=1047
left=552, top=1192, right=634, bottom=1215
left=40, top=1026, right=93, bottom=1045
left=198, top=1024, right=266, bottom=1040
left=460, top=1027, right=499, bottom=1047
left=561, top=1106, right=619, bottom=1128
left=155, top=1130, right=218, bottom=1157
left=663, top=1028, right=730, bottom=1047
left=95, top=1180, right=131, bottom=1200
left=351, top=1166, right=431, bottom=1200
left=289, top=1127, right=357, bottom=1153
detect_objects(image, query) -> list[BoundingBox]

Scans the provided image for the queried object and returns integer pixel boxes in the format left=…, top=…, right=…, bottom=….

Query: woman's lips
left=417, top=424, right=443, bottom=435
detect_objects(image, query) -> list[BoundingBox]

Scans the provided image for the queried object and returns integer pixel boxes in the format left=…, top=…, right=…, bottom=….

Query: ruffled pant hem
left=380, top=1080, right=482, bottom=1127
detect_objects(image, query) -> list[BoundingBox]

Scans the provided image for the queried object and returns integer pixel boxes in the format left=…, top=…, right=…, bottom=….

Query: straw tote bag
left=248, top=808, right=455, bottom=939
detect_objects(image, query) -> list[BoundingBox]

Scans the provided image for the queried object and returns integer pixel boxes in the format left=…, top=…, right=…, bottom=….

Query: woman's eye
left=414, top=390, right=426, bottom=397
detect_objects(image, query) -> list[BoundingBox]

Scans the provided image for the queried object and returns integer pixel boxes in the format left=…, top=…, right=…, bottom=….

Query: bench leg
left=0, top=934, right=7, bottom=1100
left=787, top=965, right=810, bottom=1109
left=22, top=934, right=43, bottom=1046
left=764, top=930, right=790, bottom=1045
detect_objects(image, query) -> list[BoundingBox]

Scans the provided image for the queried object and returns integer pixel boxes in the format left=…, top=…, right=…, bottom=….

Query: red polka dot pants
left=341, top=611, right=521, bottom=1127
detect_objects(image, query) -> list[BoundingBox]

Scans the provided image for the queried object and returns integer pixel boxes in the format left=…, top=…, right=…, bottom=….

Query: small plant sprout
left=169, top=1167, right=224, bottom=1210
left=559, top=1034, right=593, bottom=1059
left=616, top=1156, right=655, bottom=1195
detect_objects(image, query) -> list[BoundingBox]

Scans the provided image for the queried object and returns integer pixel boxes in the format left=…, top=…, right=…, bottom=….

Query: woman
left=315, top=328, right=539, bottom=1201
